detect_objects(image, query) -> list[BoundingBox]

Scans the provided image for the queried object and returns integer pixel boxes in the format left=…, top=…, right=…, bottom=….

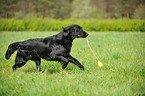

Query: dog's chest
left=50, top=44, right=68, bottom=56
left=64, top=40, right=72, bottom=52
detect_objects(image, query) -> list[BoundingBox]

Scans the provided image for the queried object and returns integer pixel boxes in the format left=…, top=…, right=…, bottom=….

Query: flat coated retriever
left=5, top=24, right=88, bottom=72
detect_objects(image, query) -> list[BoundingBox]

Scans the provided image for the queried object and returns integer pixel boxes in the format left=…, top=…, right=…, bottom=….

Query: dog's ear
left=63, top=26, right=73, bottom=31
left=62, top=27, right=68, bottom=32
left=62, top=27, right=65, bottom=30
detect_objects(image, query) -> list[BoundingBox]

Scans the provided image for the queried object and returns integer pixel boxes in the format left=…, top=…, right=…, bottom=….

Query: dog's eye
left=79, top=28, right=82, bottom=31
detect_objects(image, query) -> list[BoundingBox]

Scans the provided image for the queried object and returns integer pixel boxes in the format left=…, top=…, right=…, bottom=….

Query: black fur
left=5, top=24, right=88, bottom=72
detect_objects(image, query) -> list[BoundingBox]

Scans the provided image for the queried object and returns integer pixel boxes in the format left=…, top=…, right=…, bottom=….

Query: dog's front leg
left=51, top=56, right=69, bottom=69
left=68, top=55, right=84, bottom=70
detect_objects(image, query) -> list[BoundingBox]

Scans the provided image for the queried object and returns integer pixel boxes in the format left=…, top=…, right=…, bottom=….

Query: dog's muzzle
left=83, top=32, right=88, bottom=38
left=77, top=31, right=88, bottom=38
left=85, top=33, right=88, bottom=37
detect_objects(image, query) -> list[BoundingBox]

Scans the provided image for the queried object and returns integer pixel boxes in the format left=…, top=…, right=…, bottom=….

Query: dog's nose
left=86, top=33, right=88, bottom=37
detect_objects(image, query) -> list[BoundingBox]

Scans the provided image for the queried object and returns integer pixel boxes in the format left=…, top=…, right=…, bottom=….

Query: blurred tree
left=15, top=0, right=36, bottom=19
left=71, top=0, right=100, bottom=19
left=102, top=0, right=145, bottom=19
left=90, top=0, right=107, bottom=19
left=133, top=4, right=145, bottom=19
left=53, top=0, right=72, bottom=19
left=32, top=0, right=56, bottom=18
left=0, top=0, right=17, bottom=18
left=0, top=0, right=145, bottom=19
left=14, top=11, right=25, bottom=19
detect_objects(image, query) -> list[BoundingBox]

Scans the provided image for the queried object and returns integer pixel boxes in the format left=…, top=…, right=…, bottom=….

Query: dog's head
left=62, top=24, right=88, bottom=39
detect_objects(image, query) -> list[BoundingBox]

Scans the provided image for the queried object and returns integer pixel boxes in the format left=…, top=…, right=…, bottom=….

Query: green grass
left=0, top=32, right=145, bottom=96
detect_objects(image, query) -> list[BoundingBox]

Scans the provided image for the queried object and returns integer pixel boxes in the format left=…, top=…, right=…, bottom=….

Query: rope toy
left=86, top=37, right=103, bottom=67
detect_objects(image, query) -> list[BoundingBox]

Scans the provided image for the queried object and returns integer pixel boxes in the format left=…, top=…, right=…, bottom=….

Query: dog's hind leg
left=13, top=51, right=28, bottom=71
left=30, top=51, right=41, bottom=72
left=51, top=56, right=69, bottom=69
left=60, top=61, right=69, bottom=69
left=57, top=56, right=69, bottom=69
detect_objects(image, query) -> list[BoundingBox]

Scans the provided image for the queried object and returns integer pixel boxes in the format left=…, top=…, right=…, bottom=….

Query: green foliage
left=0, top=32, right=145, bottom=95
left=0, top=18, right=145, bottom=31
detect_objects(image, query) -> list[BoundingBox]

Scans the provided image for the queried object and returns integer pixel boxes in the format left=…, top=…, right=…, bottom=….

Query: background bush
left=0, top=18, right=145, bottom=32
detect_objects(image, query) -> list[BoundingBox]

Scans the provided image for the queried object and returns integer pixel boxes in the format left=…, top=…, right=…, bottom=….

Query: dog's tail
left=5, top=42, right=20, bottom=59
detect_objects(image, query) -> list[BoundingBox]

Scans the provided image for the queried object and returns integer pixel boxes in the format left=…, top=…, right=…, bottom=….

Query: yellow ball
left=98, top=61, right=103, bottom=67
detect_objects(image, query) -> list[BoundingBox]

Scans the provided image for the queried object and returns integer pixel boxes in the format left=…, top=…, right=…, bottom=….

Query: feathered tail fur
left=5, top=42, right=19, bottom=59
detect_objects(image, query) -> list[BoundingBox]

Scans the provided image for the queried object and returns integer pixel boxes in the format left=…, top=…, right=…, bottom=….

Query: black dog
left=5, top=24, right=88, bottom=72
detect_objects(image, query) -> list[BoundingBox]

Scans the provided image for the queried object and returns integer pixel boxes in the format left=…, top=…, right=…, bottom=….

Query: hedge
left=0, top=18, right=145, bottom=31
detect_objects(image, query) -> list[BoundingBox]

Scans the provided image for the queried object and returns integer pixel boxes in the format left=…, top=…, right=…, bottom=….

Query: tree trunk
left=5, top=9, right=7, bottom=18
left=126, top=8, right=129, bottom=18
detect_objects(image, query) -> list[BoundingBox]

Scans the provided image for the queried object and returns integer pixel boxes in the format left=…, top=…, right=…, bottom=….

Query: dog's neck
left=55, top=31, right=74, bottom=52
left=57, top=31, right=74, bottom=43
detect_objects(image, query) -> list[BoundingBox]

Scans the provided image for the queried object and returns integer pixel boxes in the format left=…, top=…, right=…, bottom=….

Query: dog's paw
left=62, top=64, right=67, bottom=69
left=79, top=65, right=84, bottom=70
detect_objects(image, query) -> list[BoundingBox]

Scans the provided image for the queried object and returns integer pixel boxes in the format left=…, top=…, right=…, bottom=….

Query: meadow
left=0, top=32, right=144, bottom=96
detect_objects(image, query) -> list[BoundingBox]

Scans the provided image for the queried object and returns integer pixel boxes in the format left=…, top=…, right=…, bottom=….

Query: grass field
left=0, top=32, right=144, bottom=96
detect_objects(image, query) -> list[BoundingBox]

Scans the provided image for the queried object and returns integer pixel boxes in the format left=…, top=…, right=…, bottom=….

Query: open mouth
left=85, top=33, right=88, bottom=37
left=78, top=33, right=88, bottom=38
left=78, top=35, right=82, bottom=37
